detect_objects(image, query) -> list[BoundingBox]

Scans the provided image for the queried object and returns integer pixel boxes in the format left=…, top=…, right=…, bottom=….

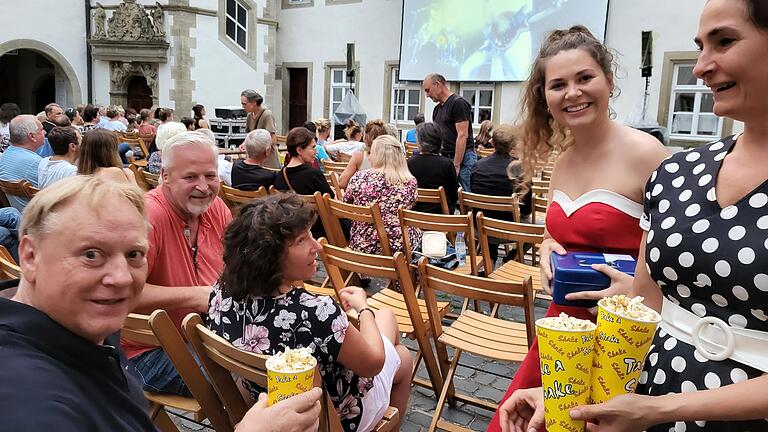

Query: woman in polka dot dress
left=498, top=1, right=768, bottom=431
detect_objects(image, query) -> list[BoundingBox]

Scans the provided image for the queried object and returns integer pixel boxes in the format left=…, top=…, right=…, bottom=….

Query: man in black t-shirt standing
left=422, top=73, right=477, bottom=192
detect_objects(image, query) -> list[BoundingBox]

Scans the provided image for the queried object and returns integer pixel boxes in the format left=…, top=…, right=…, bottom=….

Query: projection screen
left=399, top=0, right=610, bottom=82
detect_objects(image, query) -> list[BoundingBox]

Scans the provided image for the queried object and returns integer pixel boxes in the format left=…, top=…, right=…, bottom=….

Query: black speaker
left=641, top=31, right=653, bottom=78
left=346, top=43, right=355, bottom=74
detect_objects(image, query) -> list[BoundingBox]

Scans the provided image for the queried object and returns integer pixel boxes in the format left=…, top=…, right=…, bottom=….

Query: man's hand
left=539, top=238, right=567, bottom=295
left=236, top=388, right=322, bottom=432
left=498, top=387, right=545, bottom=432
left=194, top=285, right=214, bottom=313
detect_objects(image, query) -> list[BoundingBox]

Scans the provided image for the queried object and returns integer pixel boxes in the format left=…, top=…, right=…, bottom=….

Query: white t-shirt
left=325, top=140, right=365, bottom=155
left=38, top=157, right=78, bottom=189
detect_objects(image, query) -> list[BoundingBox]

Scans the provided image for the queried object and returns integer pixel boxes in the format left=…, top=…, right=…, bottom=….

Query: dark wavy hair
left=219, top=193, right=317, bottom=300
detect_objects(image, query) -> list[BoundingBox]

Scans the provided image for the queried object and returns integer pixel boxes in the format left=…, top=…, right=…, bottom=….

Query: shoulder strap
left=281, top=168, right=294, bottom=192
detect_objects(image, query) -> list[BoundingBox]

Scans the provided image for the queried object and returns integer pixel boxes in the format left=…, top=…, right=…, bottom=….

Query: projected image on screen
left=399, top=0, right=609, bottom=82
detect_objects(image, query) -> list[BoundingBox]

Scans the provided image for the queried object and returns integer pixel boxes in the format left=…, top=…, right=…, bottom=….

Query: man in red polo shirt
left=122, top=130, right=231, bottom=396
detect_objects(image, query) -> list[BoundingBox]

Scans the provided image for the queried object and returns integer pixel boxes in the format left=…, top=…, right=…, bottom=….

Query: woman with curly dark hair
left=206, top=193, right=412, bottom=432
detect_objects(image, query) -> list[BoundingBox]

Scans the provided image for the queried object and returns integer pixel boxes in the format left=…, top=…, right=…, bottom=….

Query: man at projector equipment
left=422, top=73, right=476, bottom=192
left=240, top=89, right=281, bottom=169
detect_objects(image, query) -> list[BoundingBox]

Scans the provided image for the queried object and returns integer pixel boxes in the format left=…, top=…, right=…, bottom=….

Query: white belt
left=660, top=297, right=768, bottom=373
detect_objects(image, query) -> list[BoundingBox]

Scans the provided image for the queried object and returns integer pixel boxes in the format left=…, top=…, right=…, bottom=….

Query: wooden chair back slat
left=0, top=245, right=21, bottom=279
left=220, top=185, right=268, bottom=214
left=418, top=258, right=536, bottom=344
left=476, top=212, right=545, bottom=270
left=531, top=195, right=548, bottom=225
left=137, top=168, right=160, bottom=189
left=329, top=172, right=344, bottom=200
left=322, top=159, right=347, bottom=174
left=0, top=180, right=34, bottom=199
left=336, top=152, right=353, bottom=163
left=416, top=187, right=450, bottom=215
left=457, top=188, right=520, bottom=223
left=148, top=311, right=234, bottom=432
left=322, top=195, right=392, bottom=256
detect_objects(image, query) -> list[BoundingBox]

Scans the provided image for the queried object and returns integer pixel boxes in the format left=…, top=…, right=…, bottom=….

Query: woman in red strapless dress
left=488, top=26, right=668, bottom=432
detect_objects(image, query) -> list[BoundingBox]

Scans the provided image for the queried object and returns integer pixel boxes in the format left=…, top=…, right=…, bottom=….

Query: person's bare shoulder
left=620, top=125, right=670, bottom=174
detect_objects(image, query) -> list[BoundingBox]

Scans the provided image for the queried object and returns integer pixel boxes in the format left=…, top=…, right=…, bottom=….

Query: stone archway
left=0, top=39, right=83, bottom=110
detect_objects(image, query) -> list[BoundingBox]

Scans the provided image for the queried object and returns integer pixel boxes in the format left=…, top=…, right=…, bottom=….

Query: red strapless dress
left=487, top=189, right=643, bottom=432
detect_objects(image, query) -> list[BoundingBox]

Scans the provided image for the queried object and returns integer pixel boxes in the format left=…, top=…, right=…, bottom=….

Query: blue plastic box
left=550, top=252, right=636, bottom=307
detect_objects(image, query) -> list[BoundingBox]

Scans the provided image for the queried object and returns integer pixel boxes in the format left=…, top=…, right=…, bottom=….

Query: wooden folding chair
left=21, top=181, right=39, bottom=198
left=329, top=171, right=344, bottom=200
left=476, top=147, right=494, bottom=158
left=182, top=313, right=399, bottom=432
left=322, top=159, right=347, bottom=175
left=122, top=312, right=232, bottom=432
left=336, top=151, right=353, bottom=163
left=219, top=185, right=268, bottom=215
left=477, top=212, right=545, bottom=299
left=457, top=188, right=520, bottom=223
left=0, top=180, right=34, bottom=202
left=416, top=187, right=450, bottom=215
left=140, top=169, right=160, bottom=190
left=318, top=238, right=448, bottom=395
left=0, top=245, right=20, bottom=280
left=531, top=194, right=548, bottom=225
left=320, top=194, right=392, bottom=255
left=398, top=208, right=481, bottom=276
left=418, top=259, right=535, bottom=432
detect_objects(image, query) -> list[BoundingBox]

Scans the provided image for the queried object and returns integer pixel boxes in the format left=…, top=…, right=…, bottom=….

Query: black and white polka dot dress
left=636, top=135, right=768, bottom=432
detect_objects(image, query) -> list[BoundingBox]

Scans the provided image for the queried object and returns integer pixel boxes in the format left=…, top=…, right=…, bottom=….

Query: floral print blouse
left=206, top=285, right=372, bottom=431
left=343, top=169, right=421, bottom=255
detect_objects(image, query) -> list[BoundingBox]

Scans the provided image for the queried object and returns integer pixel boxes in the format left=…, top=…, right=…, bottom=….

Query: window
left=225, top=0, right=247, bottom=51
left=390, top=68, right=421, bottom=123
left=460, top=84, right=494, bottom=125
left=667, top=63, right=723, bottom=141
left=329, top=67, right=351, bottom=116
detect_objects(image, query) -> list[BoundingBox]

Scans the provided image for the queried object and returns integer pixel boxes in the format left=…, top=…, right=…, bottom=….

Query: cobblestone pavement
left=173, top=265, right=549, bottom=432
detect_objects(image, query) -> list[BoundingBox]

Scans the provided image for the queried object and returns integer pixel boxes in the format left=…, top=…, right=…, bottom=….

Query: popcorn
left=600, top=295, right=660, bottom=322
left=266, top=347, right=317, bottom=373
left=537, top=313, right=597, bottom=331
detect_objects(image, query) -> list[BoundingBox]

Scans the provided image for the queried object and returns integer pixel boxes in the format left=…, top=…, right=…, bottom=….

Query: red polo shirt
left=122, top=187, right=232, bottom=359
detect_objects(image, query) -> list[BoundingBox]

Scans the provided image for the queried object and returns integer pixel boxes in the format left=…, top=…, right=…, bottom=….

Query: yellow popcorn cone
left=591, top=298, right=661, bottom=404
left=266, top=355, right=317, bottom=406
left=536, top=317, right=596, bottom=432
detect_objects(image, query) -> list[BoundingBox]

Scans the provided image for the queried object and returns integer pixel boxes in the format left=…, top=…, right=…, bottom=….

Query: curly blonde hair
left=518, top=25, right=616, bottom=177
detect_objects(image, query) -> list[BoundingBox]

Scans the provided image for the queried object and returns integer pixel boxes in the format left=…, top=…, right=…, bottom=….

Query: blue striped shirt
left=0, top=145, right=43, bottom=211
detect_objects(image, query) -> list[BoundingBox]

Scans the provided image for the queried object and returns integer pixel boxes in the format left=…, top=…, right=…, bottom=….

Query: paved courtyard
left=172, top=265, right=550, bottom=432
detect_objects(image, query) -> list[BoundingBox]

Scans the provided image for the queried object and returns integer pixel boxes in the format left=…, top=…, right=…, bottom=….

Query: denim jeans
left=0, top=207, right=21, bottom=262
left=457, top=150, right=477, bottom=192
left=129, top=347, right=191, bottom=397
left=118, top=143, right=132, bottom=165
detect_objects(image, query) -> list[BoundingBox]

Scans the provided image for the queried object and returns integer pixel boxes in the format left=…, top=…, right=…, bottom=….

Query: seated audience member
left=125, top=114, right=138, bottom=133
left=147, top=122, right=187, bottom=174
left=0, top=115, right=44, bottom=211
left=345, top=135, right=419, bottom=255
left=117, top=106, right=129, bottom=126
left=0, top=207, right=20, bottom=262
left=192, top=104, right=209, bottom=130
left=138, top=109, right=156, bottom=135
left=231, top=129, right=277, bottom=190
left=64, top=107, right=84, bottom=129
left=314, top=117, right=332, bottom=147
left=81, top=104, right=101, bottom=134
left=42, top=103, right=63, bottom=134
left=339, top=119, right=389, bottom=189
left=102, top=106, right=127, bottom=132
left=0, top=175, right=322, bottom=431
left=301, top=121, right=331, bottom=170
left=325, top=120, right=365, bottom=156
left=122, top=131, right=232, bottom=397
left=38, top=126, right=79, bottom=189
left=407, top=122, right=458, bottom=214
left=207, top=193, right=412, bottom=432
left=77, top=129, right=137, bottom=186
left=470, top=123, right=532, bottom=219
left=405, top=112, right=425, bottom=144
left=181, top=117, right=196, bottom=131
left=274, top=127, right=334, bottom=239
left=35, top=114, right=70, bottom=158
left=0, top=103, right=21, bottom=151
left=474, top=120, right=494, bottom=150
left=470, top=124, right=532, bottom=262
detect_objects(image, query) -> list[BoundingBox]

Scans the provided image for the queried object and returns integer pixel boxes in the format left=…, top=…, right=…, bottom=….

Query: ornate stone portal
left=89, top=0, right=169, bottom=107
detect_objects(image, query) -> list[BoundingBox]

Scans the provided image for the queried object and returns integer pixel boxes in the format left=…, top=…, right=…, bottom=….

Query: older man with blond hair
left=121, top=130, right=232, bottom=396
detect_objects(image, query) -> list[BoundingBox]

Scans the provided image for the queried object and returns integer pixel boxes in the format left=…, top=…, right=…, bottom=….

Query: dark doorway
left=127, top=76, right=153, bottom=112
left=288, top=68, right=308, bottom=129
left=0, top=50, right=56, bottom=113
